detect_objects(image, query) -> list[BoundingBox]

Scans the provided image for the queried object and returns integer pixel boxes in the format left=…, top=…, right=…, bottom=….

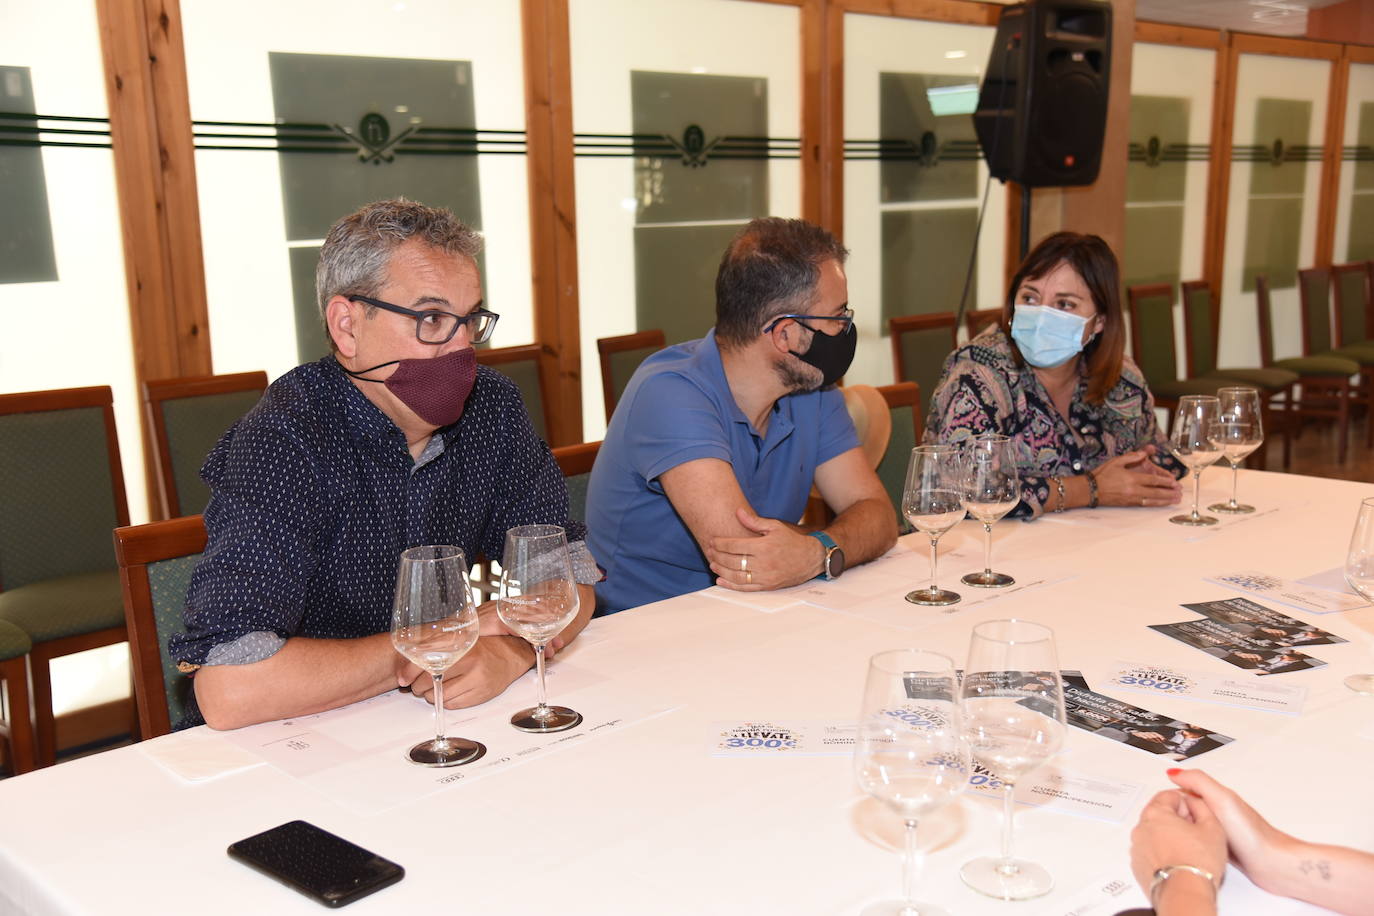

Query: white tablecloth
left=2, top=468, right=1372, bottom=915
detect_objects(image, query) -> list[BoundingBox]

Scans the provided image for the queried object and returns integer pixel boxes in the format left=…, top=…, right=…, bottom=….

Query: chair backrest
left=552, top=441, right=600, bottom=524
left=113, top=515, right=206, bottom=739
left=144, top=372, right=268, bottom=518
left=964, top=308, right=1001, bottom=340
left=1331, top=262, right=1370, bottom=346
left=1126, top=283, right=1180, bottom=385
left=1255, top=274, right=1276, bottom=366
left=1297, top=266, right=1333, bottom=355
left=476, top=344, right=552, bottom=441
left=598, top=330, right=666, bottom=420
left=0, top=387, right=129, bottom=591
left=1179, top=280, right=1219, bottom=377
left=840, top=385, right=892, bottom=471
left=888, top=313, right=958, bottom=419
left=876, top=382, right=922, bottom=534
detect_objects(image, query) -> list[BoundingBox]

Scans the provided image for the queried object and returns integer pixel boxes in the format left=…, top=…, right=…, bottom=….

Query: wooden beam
left=821, top=0, right=846, bottom=237
left=1135, top=20, right=1222, bottom=49
left=801, top=0, right=825, bottom=225
left=1317, top=48, right=1348, bottom=267
left=838, top=0, right=999, bottom=26
left=522, top=0, right=582, bottom=446
left=1230, top=32, right=1342, bottom=61
left=1202, top=32, right=1237, bottom=316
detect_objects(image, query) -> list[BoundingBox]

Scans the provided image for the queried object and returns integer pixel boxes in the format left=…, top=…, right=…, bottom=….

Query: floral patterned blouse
left=924, top=328, right=1185, bottom=519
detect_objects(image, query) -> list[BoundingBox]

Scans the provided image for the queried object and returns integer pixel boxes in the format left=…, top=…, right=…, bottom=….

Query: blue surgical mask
left=1010, top=304, right=1093, bottom=368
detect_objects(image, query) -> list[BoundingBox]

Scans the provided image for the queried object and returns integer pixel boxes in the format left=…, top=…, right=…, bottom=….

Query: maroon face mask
left=342, top=348, right=477, bottom=428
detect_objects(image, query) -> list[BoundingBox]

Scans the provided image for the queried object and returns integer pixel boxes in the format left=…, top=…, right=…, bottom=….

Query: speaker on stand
left=972, top=0, right=1113, bottom=258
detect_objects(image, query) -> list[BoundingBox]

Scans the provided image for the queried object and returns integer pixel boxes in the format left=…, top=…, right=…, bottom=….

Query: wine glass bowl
left=959, top=619, right=1066, bottom=901
left=961, top=434, right=1020, bottom=588
left=903, top=445, right=966, bottom=607
left=391, top=545, right=486, bottom=767
left=498, top=524, right=583, bottom=733
left=1208, top=387, right=1264, bottom=515
left=1168, top=395, right=1223, bottom=527
left=854, top=649, right=968, bottom=916
left=1344, top=497, right=1374, bottom=694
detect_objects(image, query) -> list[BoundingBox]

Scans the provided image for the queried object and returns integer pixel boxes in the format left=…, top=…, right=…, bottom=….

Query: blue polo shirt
left=586, top=330, right=859, bottom=614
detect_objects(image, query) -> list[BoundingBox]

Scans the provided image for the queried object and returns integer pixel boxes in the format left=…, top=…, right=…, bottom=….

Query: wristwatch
left=808, top=531, right=846, bottom=580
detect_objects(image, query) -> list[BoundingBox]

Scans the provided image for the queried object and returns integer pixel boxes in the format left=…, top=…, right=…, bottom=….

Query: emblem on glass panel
left=331, top=112, right=418, bottom=165
left=663, top=123, right=721, bottom=168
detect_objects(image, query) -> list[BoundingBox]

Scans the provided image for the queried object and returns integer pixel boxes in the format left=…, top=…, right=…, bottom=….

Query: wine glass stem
left=902, top=817, right=921, bottom=909
left=533, top=642, right=550, bottom=715
left=431, top=670, right=446, bottom=745
left=1191, top=469, right=1203, bottom=519
left=928, top=537, right=940, bottom=593
left=1229, top=460, right=1240, bottom=507
left=982, top=522, right=994, bottom=575
left=999, top=782, right=1018, bottom=867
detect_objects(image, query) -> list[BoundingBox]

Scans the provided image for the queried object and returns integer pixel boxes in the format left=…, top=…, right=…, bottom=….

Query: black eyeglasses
left=762, top=308, right=855, bottom=334
left=349, top=295, right=499, bottom=345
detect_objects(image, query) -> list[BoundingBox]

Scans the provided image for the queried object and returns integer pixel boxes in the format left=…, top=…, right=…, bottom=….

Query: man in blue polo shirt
left=586, top=218, right=897, bottom=613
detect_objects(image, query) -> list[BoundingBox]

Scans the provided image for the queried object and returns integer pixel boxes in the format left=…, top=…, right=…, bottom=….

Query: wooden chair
left=113, top=516, right=206, bottom=739
left=597, top=330, right=666, bottom=420
left=553, top=441, right=601, bottom=525
left=1179, top=280, right=1297, bottom=467
left=877, top=382, right=922, bottom=534
left=1258, top=274, right=1357, bottom=463
left=1327, top=263, right=1374, bottom=447
left=0, top=386, right=130, bottom=767
left=144, top=371, right=268, bottom=518
left=963, top=308, right=1001, bottom=341
left=0, top=620, right=35, bottom=776
left=889, top=313, right=958, bottom=419
left=476, top=344, right=553, bottom=441
left=1126, top=284, right=1252, bottom=428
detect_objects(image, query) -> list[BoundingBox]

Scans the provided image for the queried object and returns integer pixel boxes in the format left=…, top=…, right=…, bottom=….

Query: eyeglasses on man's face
left=349, top=295, right=499, bottom=345
left=762, top=308, right=855, bottom=335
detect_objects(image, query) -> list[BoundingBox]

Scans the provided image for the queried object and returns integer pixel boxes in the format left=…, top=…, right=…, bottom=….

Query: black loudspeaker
left=973, top=0, right=1112, bottom=188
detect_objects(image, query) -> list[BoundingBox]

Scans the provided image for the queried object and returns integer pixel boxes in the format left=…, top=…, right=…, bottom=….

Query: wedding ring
left=741, top=555, right=749, bottom=572
left=1141, top=497, right=1147, bottom=507
left=745, top=569, right=753, bottom=585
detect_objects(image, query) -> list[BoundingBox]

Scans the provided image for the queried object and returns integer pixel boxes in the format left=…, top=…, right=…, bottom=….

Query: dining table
left=1, top=466, right=1371, bottom=916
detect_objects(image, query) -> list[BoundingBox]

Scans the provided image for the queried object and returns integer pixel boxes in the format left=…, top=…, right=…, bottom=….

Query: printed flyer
left=1206, top=570, right=1368, bottom=614
left=1061, top=673, right=1233, bottom=759
left=1149, top=619, right=1328, bottom=675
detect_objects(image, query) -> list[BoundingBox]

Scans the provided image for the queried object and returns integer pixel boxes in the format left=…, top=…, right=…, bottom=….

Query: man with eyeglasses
left=585, top=217, right=897, bottom=613
left=171, top=198, right=597, bottom=729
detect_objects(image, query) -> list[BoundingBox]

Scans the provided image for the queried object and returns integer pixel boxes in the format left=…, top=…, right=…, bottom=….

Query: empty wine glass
left=854, top=649, right=968, bottom=916
left=498, top=524, right=583, bottom=733
left=1344, top=497, right=1374, bottom=694
left=1208, top=387, right=1264, bottom=515
left=903, top=445, right=966, bottom=607
left=959, top=619, right=1067, bottom=900
left=391, top=545, right=485, bottom=767
left=1168, top=395, right=1223, bottom=526
left=961, top=434, right=1020, bottom=588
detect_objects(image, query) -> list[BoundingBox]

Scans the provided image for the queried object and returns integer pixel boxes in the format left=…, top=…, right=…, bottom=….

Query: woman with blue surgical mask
left=925, top=231, right=1185, bottom=518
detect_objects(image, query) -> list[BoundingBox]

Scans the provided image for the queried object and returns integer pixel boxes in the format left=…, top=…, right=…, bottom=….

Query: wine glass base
left=1169, top=513, right=1218, bottom=527
left=962, top=571, right=1014, bottom=588
left=511, top=705, right=583, bottom=733
left=859, top=899, right=953, bottom=916
left=1344, top=674, right=1374, bottom=694
left=1208, top=502, right=1254, bottom=514
left=905, top=588, right=961, bottom=606
left=406, top=736, right=486, bottom=767
left=960, top=856, right=1053, bottom=900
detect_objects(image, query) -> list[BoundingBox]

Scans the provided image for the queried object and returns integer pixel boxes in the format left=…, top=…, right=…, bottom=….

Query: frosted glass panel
left=843, top=13, right=1005, bottom=391
left=0, top=0, right=145, bottom=523
left=1334, top=62, right=1374, bottom=264
left=570, top=0, right=801, bottom=439
left=181, top=2, right=533, bottom=382
left=1219, top=53, right=1329, bottom=368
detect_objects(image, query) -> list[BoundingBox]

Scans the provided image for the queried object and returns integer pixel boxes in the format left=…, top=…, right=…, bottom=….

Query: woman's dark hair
left=999, top=231, right=1125, bottom=404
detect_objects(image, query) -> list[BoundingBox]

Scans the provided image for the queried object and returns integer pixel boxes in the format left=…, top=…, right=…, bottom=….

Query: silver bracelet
left=1150, top=864, right=1218, bottom=911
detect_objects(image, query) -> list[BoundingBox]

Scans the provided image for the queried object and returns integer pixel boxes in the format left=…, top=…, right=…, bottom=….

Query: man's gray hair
left=315, top=198, right=483, bottom=325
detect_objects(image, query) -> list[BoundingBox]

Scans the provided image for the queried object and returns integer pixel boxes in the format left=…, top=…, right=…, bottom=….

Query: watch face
left=827, top=547, right=846, bottom=578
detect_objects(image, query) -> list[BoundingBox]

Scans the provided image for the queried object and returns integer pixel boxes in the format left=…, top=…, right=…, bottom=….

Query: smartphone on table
left=227, top=820, right=404, bottom=907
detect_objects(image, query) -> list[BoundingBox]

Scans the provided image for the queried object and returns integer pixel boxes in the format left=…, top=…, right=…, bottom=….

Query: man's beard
left=773, top=355, right=822, bottom=393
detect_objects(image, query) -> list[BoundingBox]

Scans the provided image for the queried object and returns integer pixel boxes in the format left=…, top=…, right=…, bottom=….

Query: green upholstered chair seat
left=0, top=619, right=32, bottom=660
left=1149, top=377, right=1254, bottom=401
left=1204, top=367, right=1299, bottom=390
left=0, top=570, right=124, bottom=642
left=565, top=473, right=590, bottom=524
left=1330, top=344, right=1374, bottom=366
left=1272, top=354, right=1360, bottom=376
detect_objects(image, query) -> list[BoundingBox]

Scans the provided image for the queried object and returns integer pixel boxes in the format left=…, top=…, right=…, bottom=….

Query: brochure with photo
left=1181, top=597, right=1348, bottom=647
left=1060, top=673, right=1233, bottom=759
left=1149, top=620, right=1327, bottom=675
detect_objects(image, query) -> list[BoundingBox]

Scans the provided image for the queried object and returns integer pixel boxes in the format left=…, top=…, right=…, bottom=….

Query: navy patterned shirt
left=170, top=356, right=588, bottom=676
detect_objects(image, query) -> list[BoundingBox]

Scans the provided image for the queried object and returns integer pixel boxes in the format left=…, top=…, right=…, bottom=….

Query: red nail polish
left=1166, top=767, right=1182, bottom=776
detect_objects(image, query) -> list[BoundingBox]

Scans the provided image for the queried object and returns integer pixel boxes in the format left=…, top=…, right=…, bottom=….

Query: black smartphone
left=227, top=820, right=404, bottom=908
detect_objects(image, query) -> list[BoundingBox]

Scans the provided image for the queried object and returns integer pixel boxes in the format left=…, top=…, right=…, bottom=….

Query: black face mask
left=790, top=322, right=857, bottom=389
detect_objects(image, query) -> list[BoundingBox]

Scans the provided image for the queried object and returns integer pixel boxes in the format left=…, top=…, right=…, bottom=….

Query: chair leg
left=1279, top=387, right=1293, bottom=471
left=1338, top=379, right=1350, bottom=464
left=27, top=649, right=57, bottom=768
left=0, top=656, right=36, bottom=776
